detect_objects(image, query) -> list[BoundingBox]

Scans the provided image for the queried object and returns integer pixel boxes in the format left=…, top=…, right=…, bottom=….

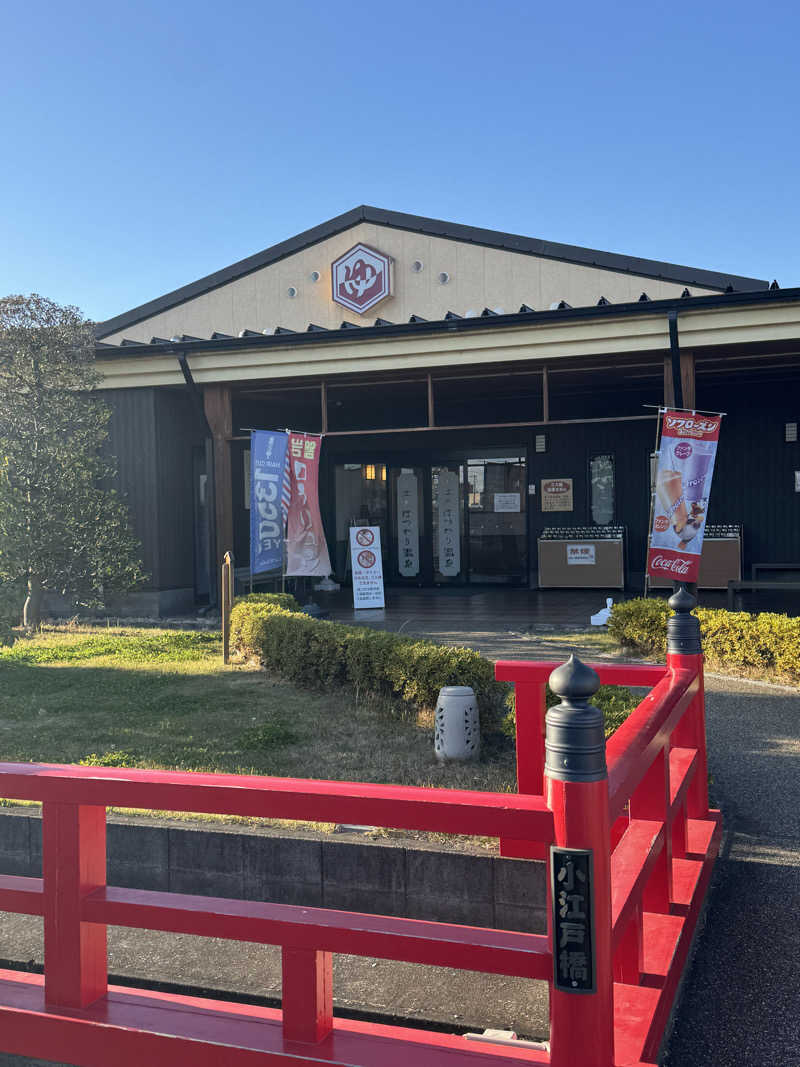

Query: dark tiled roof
left=94, top=206, right=770, bottom=339
left=96, top=286, right=800, bottom=359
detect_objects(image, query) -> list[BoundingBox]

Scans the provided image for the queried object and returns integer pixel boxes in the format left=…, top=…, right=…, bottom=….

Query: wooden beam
left=664, top=357, right=676, bottom=407
left=680, top=352, right=696, bottom=409
left=203, top=385, right=234, bottom=595
left=320, top=381, right=328, bottom=434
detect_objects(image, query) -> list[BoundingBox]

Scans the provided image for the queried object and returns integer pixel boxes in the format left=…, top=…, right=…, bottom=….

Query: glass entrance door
left=466, top=456, right=527, bottom=583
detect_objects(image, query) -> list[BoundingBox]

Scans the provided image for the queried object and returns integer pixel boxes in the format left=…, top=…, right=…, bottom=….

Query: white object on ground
left=314, top=575, right=340, bottom=591
left=434, top=686, right=480, bottom=761
left=590, top=597, right=614, bottom=626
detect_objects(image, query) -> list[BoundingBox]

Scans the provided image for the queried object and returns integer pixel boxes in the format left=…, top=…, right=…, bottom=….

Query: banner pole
left=644, top=408, right=665, bottom=598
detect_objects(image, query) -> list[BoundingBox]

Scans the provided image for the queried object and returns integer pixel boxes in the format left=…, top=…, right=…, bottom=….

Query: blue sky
left=2, top=1, right=798, bottom=322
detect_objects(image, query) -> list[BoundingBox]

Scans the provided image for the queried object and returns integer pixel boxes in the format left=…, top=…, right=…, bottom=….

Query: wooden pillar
left=320, top=381, right=328, bottom=434
left=680, top=351, right=696, bottom=410
left=204, top=385, right=234, bottom=598
left=542, top=365, right=550, bottom=422
left=664, top=356, right=676, bottom=407
left=427, top=373, right=435, bottom=427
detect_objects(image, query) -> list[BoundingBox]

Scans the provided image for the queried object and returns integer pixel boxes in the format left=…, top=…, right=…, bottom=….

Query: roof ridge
left=95, top=206, right=770, bottom=339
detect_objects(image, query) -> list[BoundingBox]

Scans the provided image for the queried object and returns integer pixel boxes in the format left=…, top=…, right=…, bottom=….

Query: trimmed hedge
left=231, top=594, right=639, bottom=739
left=609, top=597, right=800, bottom=684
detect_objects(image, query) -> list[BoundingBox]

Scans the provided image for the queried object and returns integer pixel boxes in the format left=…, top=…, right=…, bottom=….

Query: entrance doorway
left=333, top=452, right=527, bottom=587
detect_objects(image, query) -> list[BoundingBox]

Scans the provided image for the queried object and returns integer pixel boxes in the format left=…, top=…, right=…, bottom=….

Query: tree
left=0, top=294, right=144, bottom=628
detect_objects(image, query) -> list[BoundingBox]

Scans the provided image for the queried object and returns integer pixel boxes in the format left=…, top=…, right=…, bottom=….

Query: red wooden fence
left=0, top=603, right=719, bottom=1067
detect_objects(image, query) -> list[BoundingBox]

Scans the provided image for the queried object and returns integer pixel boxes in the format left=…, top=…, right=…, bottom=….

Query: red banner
left=647, top=410, right=722, bottom=583
left=285, top=433, right=332, bottom=577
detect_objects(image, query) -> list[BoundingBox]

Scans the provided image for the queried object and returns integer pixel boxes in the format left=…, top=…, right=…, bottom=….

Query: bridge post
left=545, top=655, right=613, bottom=1067
left=668, top=585, right=709, bottom=820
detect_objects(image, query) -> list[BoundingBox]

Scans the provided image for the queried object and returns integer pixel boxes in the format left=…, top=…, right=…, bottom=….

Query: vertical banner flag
left=396, top=471, right=420, bottom=577
left=647, top=410, right=722, bottom=583
left=350, top=526, right=385, bottom=609
left=437, top=470, right=461, bottom=577
left=285, top=433, right=333, bottom=577
left=250, top=430, right=289, bottom=575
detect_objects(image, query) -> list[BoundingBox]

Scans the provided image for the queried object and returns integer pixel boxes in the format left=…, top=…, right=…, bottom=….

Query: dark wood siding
left=154, top=389, right=207, bottom=590
left=101, top=388, right=160, bottom=590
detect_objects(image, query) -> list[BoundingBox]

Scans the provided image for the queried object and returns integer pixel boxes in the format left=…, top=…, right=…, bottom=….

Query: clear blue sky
left=2, top=1, right=798, bottom=322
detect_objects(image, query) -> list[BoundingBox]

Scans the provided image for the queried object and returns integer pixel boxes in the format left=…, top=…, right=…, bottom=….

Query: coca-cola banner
left=647, top=410, right=722, bottom=583
left=285, top=433, right=333, bottom=577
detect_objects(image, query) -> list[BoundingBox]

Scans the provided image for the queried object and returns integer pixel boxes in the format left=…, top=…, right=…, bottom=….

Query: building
left=94, top=206, right=800, bottom=614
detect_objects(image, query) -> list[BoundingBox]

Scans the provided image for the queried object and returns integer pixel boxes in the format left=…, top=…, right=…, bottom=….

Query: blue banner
left=250, top=430, right=289, bottom=575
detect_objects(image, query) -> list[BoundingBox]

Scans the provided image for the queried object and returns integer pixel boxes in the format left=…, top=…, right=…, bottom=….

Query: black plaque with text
left=550, top=847, right=595, bottom=994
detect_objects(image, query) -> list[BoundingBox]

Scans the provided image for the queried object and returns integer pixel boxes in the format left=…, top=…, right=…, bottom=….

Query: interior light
left=364, top=464, right=376, bottom=480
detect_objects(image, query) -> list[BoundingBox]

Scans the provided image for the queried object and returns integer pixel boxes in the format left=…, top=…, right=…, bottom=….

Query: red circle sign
left=355, top=528, right=375, bottom=547
left=357, top=549, right=376, bottom=569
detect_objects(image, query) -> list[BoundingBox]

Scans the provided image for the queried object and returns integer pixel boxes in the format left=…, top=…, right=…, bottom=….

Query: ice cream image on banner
left=671, top=441, right=714, bottom=549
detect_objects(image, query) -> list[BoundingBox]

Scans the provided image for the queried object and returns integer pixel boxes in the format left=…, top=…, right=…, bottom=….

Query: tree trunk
left=23, top=575, right=43, bottom=630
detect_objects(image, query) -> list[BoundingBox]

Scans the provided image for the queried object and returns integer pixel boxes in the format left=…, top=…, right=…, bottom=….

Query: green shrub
left=79, top=750, right=139, bottom=768
left=501, top=684, right=640, bottom=741
left=231, top=595, right=640, bottom=741
left=609, top=597, right=800, bottom=684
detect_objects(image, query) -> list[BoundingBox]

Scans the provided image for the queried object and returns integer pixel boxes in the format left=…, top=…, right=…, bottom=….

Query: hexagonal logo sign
left=331, top=243, right=392, bottom=315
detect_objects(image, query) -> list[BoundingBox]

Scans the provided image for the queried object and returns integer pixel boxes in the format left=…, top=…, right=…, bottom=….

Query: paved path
left=663, top=674, right=800, bottom=1065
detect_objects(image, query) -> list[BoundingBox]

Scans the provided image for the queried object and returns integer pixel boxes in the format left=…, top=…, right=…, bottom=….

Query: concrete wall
left=0, top=810, right=546, bottom=934
left=100, top=222, right=719, bottom=345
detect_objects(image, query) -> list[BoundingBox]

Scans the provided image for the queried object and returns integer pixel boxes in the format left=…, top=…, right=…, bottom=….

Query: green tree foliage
left=0, top=294, right=144, bottom=627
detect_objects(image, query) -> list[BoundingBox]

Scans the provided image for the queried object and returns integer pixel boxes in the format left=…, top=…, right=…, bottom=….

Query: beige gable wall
left=100, top=222, right=722, bottom=345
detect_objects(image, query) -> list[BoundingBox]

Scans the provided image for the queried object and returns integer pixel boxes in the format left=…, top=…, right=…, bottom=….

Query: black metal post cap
left=545, top=654, right=607, bottom=783
left=667, top=583, right=702, bottom=655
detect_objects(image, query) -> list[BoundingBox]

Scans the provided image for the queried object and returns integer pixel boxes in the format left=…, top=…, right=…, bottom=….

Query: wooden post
left=542, top=365, right=550, bottom=423
left=680, top=351, right=696, bottom=410
left=427, top=373, right=435, bottom=427
left=545, top=656, right=613, bottom=1067
left=320, top=380, right=328, bottom=434
left=500, top=681, right=547, bottom=859
left=281, top=947, right=333, bottom=1043
left=43, top=802, right=107, bottom=1009
left=204, top=385, right=234, bottom=606
left=664, top=356, right=676, bottom=407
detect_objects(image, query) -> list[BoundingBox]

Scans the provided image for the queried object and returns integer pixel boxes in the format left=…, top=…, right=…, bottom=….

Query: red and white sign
left=647, top=410, right=722, bottom=583
left=350, top=526, right=385, bottom=609
left=285, top=433, right=333, bottom=577
left=331, top=243, right=392, bottom=315
left=567, top=543, right=596, bottom=566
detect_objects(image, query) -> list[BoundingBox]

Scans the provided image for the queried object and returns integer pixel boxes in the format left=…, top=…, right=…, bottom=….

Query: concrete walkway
left=1, top=634, right=798, bottom=1065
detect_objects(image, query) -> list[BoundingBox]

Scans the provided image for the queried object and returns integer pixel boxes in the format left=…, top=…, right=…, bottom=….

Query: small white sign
left=567, top=543, right=596, bottom=566
left=350, top=526, right=385, bottom=609
left=494, top=492, right=521, bottom=513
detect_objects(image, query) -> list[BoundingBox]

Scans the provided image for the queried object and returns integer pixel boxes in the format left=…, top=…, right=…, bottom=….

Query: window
left=589, top=453, right=615, bottom=525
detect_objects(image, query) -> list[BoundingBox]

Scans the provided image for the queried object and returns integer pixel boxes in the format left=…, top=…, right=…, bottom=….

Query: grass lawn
left=0, top=627, right=519, bottom=799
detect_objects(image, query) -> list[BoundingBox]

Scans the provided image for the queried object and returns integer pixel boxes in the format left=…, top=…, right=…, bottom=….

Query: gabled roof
left=95, top=205, right=769, bottom=339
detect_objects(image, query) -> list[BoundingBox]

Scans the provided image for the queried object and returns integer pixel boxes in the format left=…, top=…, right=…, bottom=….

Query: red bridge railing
left=0, top=590, right=720, bottom=1067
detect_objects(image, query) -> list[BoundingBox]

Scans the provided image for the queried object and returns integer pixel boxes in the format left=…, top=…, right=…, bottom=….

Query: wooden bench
left=727, top=580, right=800, bottom=611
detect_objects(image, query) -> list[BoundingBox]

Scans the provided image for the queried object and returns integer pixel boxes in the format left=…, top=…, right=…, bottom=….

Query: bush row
left=231, top=594, right=639, bottom=739
left=608, top=597, right=800, bottom=683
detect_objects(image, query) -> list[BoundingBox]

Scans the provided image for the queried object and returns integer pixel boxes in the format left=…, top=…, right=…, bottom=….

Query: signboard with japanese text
left=396, top=472, right=420, bottom=577
left=551, top=847, right=595, bottom=994
left=494, top=492, right=521, bottom=513
left=647, top=410, right=722, bottom=584
left=436, top=470, right=461, bottom=577
left=350, top=526, right=385, bottom=609
left=541, top=478, right=574, bottom=512
left=285, top=433, right=333, bottom=577
left=566, top=543, right=596, bottom=566
left=249, top=430, right=289, bottom=576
